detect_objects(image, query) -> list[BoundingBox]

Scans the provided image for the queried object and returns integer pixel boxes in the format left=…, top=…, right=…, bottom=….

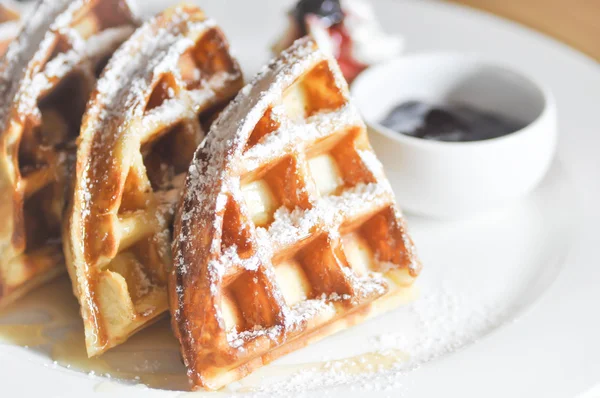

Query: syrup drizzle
left=225, top=348, right=410, bottom=394
left=0, top=277, right=187, bottom=390
left=0, top=276, right=414, bottom=392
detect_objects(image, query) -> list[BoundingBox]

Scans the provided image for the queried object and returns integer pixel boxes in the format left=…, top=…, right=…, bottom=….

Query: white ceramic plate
left=1, top=1, right=599, bottom=397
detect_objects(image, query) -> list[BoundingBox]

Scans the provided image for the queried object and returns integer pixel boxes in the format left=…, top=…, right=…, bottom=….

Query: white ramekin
left=352, top=53, right=558, bottom=219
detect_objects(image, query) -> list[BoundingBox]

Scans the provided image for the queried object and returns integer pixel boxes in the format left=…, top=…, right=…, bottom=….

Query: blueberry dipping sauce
left=380, top=101, right=526, bottom=142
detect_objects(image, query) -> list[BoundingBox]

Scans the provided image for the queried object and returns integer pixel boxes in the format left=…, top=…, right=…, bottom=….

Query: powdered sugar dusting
left=76, top=5, right=237, bottom=239
left=82, top=10, right=211, bottom=143
left=175, top=38, right=331, bottom=307
left=85, top=26, right=136, bottom=61
left=0, top=0, right=137, bottom=144
left=240, top=104, right=363, bottom=175
left=0, top=0, right=76, bottom=129
left=241, top=281, right=502, bottom=396
left=228, top=325, right=284, bottom=350
left=63, top=4, right=243, bottom=357
left=371, top=284, right=500, bottom=365
left=267, top=182, right=393, bottom=251
left=0, top=0, right=135, bottom=256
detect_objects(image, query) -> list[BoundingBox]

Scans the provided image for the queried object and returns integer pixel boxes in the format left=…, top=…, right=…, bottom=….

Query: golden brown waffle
left=0, top=0, right=137, bottom=308
left=171, top=37, right=421, bottom=390
left=63, top=4, right=243, bottom=357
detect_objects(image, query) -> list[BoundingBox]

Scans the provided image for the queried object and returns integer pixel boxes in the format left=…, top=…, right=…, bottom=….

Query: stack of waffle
left=0, top=0, right=420, bottom=391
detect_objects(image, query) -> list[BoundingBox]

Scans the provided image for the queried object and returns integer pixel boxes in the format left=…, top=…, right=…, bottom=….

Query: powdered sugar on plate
left=233, top=279, right=503, bottom=397
left=369, top=283, right=500, bottom=364
left=224, top=195, right=563, bottom=396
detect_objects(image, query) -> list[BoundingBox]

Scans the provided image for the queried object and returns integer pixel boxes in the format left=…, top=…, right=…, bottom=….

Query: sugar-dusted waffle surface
left=0, top=0, right=137, bottom=308
left=63, top=4, right=243, bottom=356
left=172, top=37, right=421, bottom=390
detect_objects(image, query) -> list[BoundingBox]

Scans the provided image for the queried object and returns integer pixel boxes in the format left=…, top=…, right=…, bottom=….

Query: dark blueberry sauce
left=380, top=101, right=526, bottom=142
left=293, top=0, right=344, bottom=33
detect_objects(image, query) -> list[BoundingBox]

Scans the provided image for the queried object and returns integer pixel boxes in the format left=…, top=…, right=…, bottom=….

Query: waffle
left=63, top=4, right=243, bottom=357
left=171, top=37, right=421, bottom=390
left=0, top=0, right=137, bottom=308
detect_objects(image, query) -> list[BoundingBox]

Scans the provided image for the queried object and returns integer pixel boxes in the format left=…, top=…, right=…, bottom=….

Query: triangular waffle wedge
left=171, top=37, right=421, bottom=390
left=0, top=0, right=137, bottom=308
left=63, top=4, right=243, bottom=357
